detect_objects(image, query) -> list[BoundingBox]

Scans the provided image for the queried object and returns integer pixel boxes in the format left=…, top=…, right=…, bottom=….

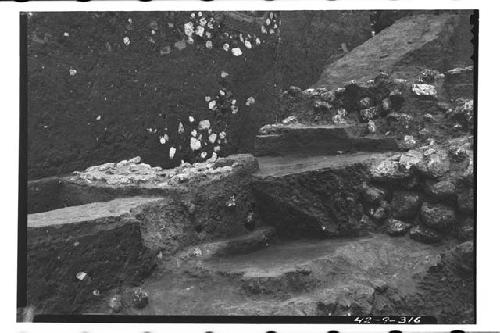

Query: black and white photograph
left=12, top=2, right=482, bottom=327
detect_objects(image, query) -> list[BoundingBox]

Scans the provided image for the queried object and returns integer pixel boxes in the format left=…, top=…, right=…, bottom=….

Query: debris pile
left=277, top=68, right=473, bottom=146
left=71, top=154, right=247, bottom=186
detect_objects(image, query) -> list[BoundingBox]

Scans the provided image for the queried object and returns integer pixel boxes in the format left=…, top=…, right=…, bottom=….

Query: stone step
left=252, top=152, right=393, bottom=238
left=27, top=154, right=258, bottom=214
left=119, top=234, right=448, bottom=316
left=27, top=197, right=164, bottom=314
left=254, top=152, right=393, bottom=178
left=174, top=226, right=276, bottom=262
left=255, top=124, right=401, bottom=156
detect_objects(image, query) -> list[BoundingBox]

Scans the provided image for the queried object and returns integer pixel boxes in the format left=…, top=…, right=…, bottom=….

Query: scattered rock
left=409, top=225, right=441, bottom=244
left=412, top=83, right=437, bottom=97
left=401, top=135, right=416, bottom=149
left=449, top=241, right=475, bottom=274
left=362, top=185, right=386, bottom=205
left=418, top=69, right=444, bottom=83
left=358, top=215, right=377, bottom=235
left=370, top=158, right=410, bottom=182
left=381, top=97, right=391, bottom=111
left=287, top=86, right=302, bottom=96
left=320, top=90, right=336, bottom=102
left=447, top=139, right=471, bottom=163
left=417, top=148, right=450, bottom=179
left=369, top=200, right=389, bottom=222
left=424, top=179, right=457, bottom=202
left=449, top=98, right=474, bottom=128
left=367, top=120, right=377, bottom=134
left=359, top=97, right=373, bottom=108
left=399, top=149, right=424, bottom=171
left=391, top=191, right=422, bottom=220
left=314, top=100, right=333, bottom=111
left=132, top=288, right=149, bottom=309
left=420, top=202, right=456, bottom=230
left=282, top=115, right=298, bottom=124
left=385, top=218, right=412, bottom=236
left=386, top=112, right=413, bottom=127
left=423, top=116, right=437, bottom=126
left=457, top=217, right=474, bottom=241
left=108, top=295, right=123, bottom=313
left=360, top=107, right=379, bottom=122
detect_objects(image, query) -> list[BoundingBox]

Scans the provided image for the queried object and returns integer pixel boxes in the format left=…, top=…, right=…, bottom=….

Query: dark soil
left=26, top=11, right=378, bottom=180
left=27, top=11, right=280, bottom=179
left=27, top=218, right=156, bottom=314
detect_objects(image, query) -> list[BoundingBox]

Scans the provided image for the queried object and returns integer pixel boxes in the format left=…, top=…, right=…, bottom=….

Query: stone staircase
left=24, top=12, right=475, bottom=322
left=255, top=124, right=400, bottom=156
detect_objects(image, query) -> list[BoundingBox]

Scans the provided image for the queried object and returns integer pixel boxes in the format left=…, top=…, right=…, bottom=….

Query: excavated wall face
left=27, top=11, right=376, bottom=180
left=26, top=154, right=260, bottom=314
left=252, top=163, right=372, bottom=238
left=27, top=198, right=162, bottom=314
left=27, top=12, right=281, bottom=179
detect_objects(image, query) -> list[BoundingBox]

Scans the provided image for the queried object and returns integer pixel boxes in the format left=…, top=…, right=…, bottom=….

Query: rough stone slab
left=314, top=14, right=463, bottom=90
left=254, top=152, right=393, bottom=178
left=28, top=197, right=164, bottom=228
left=255, top=124, right=401, bottom=156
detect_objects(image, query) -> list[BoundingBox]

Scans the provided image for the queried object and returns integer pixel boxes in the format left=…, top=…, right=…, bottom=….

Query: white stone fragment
left=245, top=97, right=255, bottom=106
left=208, top=133, right=217, bottom=143
left=231, top=48, right=242, bottom=56
left=190, top=137, right=202, bottom=151
left=198, top=120, right=210, bottom=130
left=412, top=84, right=437, bottom=97
left=208, top=100, right=216, bottom=110
left=169, top=147, right=176, bottom=159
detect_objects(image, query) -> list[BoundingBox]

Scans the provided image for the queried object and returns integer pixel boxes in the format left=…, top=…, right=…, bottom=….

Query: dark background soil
left=26, top=11, right=398, bottom=179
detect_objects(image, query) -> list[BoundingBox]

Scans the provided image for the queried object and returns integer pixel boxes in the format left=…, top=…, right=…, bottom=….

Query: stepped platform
left=114, top=233, right=448, bottom=316
left=255, top=124, right=401, bottom=157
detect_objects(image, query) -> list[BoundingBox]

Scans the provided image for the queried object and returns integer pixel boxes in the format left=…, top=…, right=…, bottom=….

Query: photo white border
left=1, top=1, right=498, bottom=332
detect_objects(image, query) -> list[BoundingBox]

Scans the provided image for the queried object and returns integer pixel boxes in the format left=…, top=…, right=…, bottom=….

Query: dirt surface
left=93, top=234, right=451, bottom=316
